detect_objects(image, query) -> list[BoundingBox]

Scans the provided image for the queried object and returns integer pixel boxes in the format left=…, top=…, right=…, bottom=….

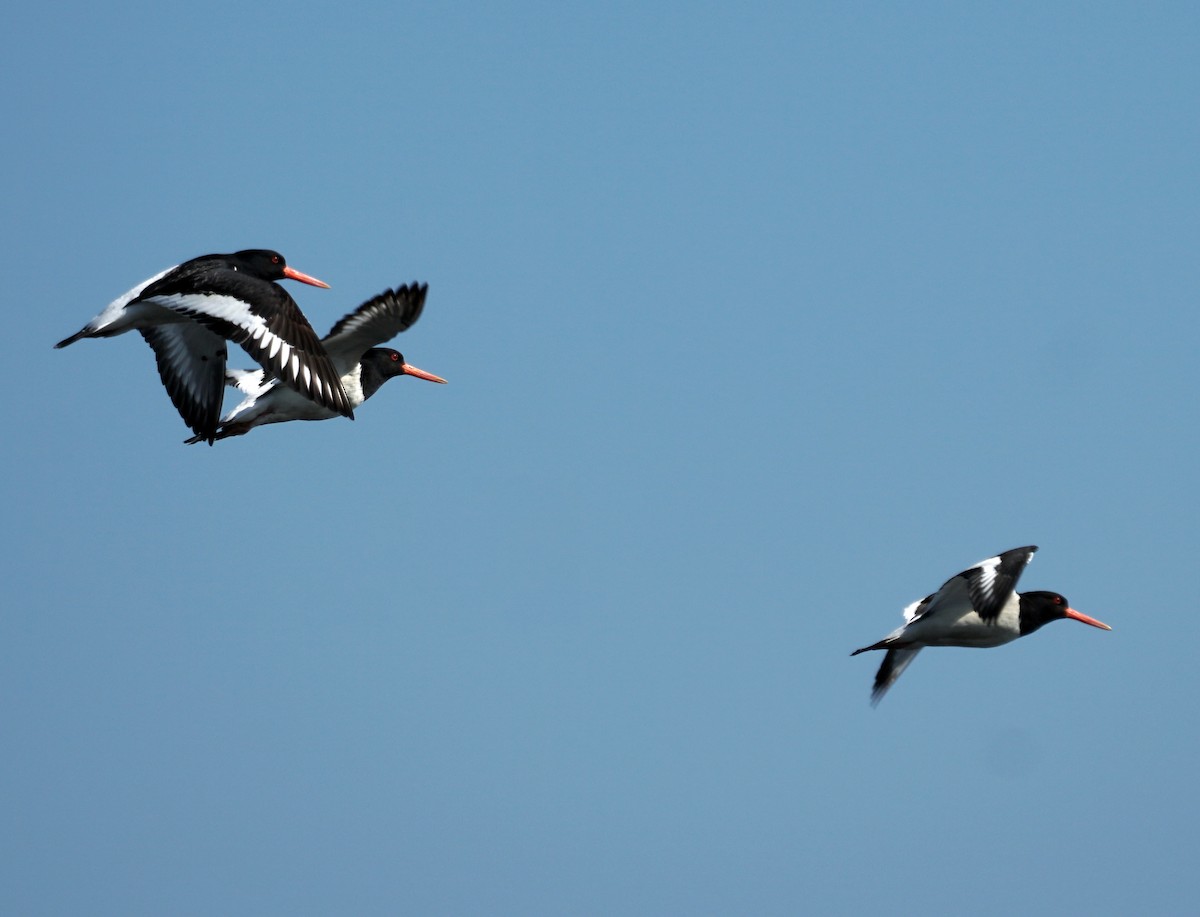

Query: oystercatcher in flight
left=185, top=281, right=445, bottom=443
left=55, top=250, right=354, bottom=443
left=852, top=546, right=1111, bottom=705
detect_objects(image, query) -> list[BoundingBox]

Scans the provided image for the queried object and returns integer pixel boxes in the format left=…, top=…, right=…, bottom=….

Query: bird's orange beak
left=402, top=363, right=447, bottom=384
left=1065, top=608, right=1112, bottom=630
left=282, top=266, right=331, bottom=289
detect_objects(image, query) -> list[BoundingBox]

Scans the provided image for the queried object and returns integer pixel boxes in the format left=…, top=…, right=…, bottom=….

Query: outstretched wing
left=906, top=545, right=1037, bottom=626
left=870, top=647, right=923, bottom=706
left=139, top=324, right=228, bottom=444
left=857, top=547, right=1038, bottom=705
left=322, top=283, right=430, bottom=373
left=961, top=546, right=1038, bottom=622
left=144, top=290, right=352, bottom=419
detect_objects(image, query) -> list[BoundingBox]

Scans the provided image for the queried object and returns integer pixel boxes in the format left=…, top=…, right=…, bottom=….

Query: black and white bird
left=851, top=546, right=1111, bottom=705
left=184, top=281, right=446, bottom=443
left=55, top=250, right=355, bottom=443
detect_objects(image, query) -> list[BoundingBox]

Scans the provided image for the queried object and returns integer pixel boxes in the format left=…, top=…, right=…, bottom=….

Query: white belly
left=223, top=362, right=365, bottom=429
left=906, top=597, right=1023, bottom=648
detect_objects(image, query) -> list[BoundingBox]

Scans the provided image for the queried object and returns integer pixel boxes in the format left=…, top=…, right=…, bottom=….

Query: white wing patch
left=147, top=292, right=266, bottom=332
left=902, top=598, right=926, bottom=624
left=149, top=291, right=322, bottom=392
left=962, top=546, right=1036, bottom=621
left=103, top=265, right=177, bottom=315
left=973, top=555, right=1002, bottom=603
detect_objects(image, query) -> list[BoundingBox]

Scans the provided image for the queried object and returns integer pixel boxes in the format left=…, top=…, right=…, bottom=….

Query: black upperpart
left=137, top=252, right=299, bottom=318
left=178, top=249, right=295, bottom=283
left=145, top=250, right=294, bottom=280
left=1017, top=591, right=1073, bottom=636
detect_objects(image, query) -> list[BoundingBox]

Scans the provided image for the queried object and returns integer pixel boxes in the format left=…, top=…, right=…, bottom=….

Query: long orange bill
left=1065, top=608, right=1112, bottom=630
left=402, top=363, right=448, bottom=384
left=282, top=265, right=331, bottom=289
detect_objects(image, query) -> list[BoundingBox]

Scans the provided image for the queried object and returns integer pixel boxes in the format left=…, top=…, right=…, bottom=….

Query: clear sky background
left=2, top=2, right=1196, bottom=914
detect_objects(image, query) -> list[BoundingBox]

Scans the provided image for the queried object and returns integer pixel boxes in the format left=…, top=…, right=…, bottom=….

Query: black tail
left=183, top=421, right=252, bottom=445
left=850, top=639, right=890, bottom=656
left=54, top=328, right=89, bottom=348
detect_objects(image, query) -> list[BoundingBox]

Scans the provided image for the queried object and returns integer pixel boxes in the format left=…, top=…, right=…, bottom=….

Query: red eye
left=271, top=255, right=280, bottom=264
left=390, top=353, right=399, bottom=361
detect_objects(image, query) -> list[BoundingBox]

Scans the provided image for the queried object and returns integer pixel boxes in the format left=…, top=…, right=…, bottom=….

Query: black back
left=138, top=251, right=295, bottom=316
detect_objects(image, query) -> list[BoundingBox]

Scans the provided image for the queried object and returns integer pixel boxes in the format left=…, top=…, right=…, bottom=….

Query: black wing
left=138, top=268, right=354, bottom=419
left=961, top=545, right=1038, bottom=622
left=870, top=647, right=923, bottom=706
left=139, top=324, right=228, bottom=444
left=322, top=283, right=430, bottom=371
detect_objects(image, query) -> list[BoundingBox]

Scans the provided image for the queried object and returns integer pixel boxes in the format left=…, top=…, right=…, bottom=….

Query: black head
left=359, top=348, right=448, bottom=400
left=364, top=348, right=411, bottom=379
left=1018, top=591, right=1112, bottom=636
left=223, top=250, right=330, bottom=288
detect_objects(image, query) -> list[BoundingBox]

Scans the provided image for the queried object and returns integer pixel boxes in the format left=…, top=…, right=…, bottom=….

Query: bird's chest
left=339, top=363, right=368, bottom=409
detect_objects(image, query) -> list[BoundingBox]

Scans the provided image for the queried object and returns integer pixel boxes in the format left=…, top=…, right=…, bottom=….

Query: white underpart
left=220, top=361, right=367, bottom=428
left=227, top=369, right=270, bottom=397
left=340, top=363, right=365, bottom=405
left=896, top=577, right=1023, bottom=648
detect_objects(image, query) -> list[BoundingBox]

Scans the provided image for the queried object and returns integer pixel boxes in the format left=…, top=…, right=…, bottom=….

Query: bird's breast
left=339, top=363, right=368, bottom=409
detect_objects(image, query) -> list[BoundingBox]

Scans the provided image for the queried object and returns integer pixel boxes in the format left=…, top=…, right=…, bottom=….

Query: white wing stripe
left=148, top=292, right=270, bottom=335
left=84, top=265, right=181, bottom=333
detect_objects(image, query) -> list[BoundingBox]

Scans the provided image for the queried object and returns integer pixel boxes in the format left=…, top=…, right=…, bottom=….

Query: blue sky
left=3, top=2, right=1197, bottom=914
